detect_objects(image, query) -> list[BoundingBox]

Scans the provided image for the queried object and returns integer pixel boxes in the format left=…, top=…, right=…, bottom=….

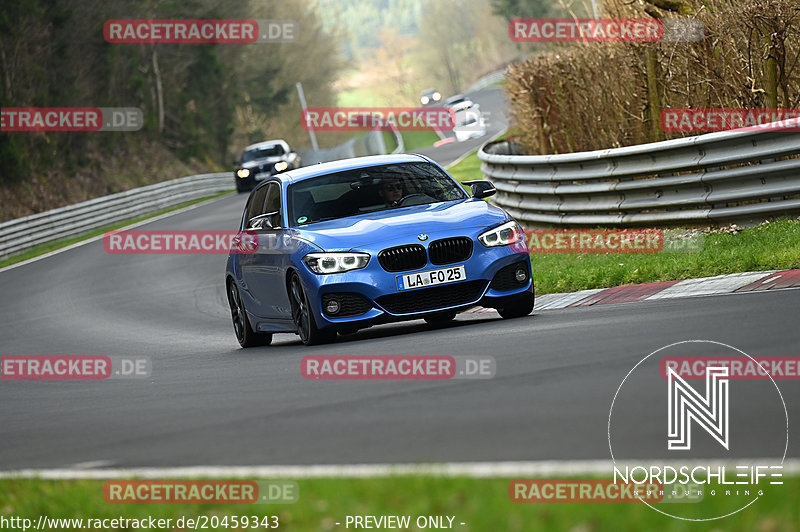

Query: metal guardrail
left=0, top=173, right=232, bottom=259
left=298, top=124, right=403, bottom=166
left=478, top=120, right=800, bottom=226
left=2, top=122, right=404, bottom=260
left=464, top=69, right=506, bottom=94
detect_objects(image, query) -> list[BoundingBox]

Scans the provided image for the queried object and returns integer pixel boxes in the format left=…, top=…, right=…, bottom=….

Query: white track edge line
left=2, top=459, right=798, bottom=479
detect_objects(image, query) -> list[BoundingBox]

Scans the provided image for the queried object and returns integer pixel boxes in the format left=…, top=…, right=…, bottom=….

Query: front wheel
left=497, top=292, right=534, bottom=319
left=227, top=281, right=273, bottom=348
left=289, top=273, right=336, bottom=346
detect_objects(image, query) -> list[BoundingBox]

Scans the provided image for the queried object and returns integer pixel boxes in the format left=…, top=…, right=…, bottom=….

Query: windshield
left=288, top=162, right=467, bottom=227
left=242, top=144, right=284, bottom=162
left=455, top=109, right=479, bottom=127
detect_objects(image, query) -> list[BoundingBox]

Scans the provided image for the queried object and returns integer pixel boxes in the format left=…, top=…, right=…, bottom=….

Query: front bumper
left=296, top=240, right=532, bottom=330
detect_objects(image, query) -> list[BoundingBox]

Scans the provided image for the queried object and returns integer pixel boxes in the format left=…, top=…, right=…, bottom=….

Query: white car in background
left=452, top=105, right=487, bottom=142
left=444, top=94, right=474, bottom=113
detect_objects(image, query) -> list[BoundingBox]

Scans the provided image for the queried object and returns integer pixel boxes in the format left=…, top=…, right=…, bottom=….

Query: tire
left=497, top=292, right=534, bottom=319
left=289, top=273, right=336, bottom=346
left=424, top=311, right=457, bottom=325
left=227, top=281, right=273, bottom=348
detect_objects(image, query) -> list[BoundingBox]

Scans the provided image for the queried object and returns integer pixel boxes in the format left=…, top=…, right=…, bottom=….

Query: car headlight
left=421, top=96, right=430, bottom=105
left=303, top=252, right=370, bottom=274
left=478, top=221, right=524, bottom=247
left=237, top=168, right=250, bottom=178
left=274, top=161, right=289, bottom=172
left=433, top=92, right=441, bottom=101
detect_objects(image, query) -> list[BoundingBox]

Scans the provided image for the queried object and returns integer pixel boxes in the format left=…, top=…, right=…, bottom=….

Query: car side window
left=264, top=183, right=282, bottom=228
left=245, top=186, right=268, bottom=228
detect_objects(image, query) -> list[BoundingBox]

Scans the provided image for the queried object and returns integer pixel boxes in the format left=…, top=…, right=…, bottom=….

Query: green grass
left=336, top=88, right=383, bottom=108
left=531, top=220, right=800, bottom=294
left=445, top=150, right=482, bottom=182
left=0, top=190, right=233, bottom=269
left=1, top=477, right=798, bottom=531
left=399, top=129, right=441, bottom=152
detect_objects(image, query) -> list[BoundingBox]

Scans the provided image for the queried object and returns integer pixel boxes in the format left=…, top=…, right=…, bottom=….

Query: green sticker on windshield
left=297, top=216, right=308, bottom=224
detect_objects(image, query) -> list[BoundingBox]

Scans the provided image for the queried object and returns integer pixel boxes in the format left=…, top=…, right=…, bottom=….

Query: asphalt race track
left=0, top=87, right=798, bottom=471
left=416, top=87, right=509, bottom=167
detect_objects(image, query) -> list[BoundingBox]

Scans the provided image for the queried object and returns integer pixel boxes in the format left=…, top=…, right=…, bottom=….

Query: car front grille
left=490, top=261, right=529, bottom=291
left=321, top=293, right=373, bottom=318
left=378, top=244, right=427, bottom=272
left=428, top=237, right=473, bottom=265
left=375, top=280, right=487, bottom=315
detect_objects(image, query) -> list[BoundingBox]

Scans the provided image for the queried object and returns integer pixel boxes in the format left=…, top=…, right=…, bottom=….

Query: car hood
left=241, top=156, right=285, bottom=169
left=291, top=199, right=509, bottom=251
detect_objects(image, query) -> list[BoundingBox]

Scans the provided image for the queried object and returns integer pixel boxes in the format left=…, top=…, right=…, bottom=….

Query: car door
left=239, top=182, right=291, bottom=320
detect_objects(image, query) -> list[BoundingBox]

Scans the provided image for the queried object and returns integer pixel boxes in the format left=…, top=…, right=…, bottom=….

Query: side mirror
left=463, top=180, right=496, bottom=199
left=247, top=212, right=280, bottom=230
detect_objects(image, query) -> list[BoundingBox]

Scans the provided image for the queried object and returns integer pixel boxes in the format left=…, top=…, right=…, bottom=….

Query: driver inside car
left=377, top=177, right=404, bottom=207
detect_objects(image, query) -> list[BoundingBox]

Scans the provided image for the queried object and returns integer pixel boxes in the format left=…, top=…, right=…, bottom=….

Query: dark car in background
left=419, top=88, right=442, bottom=106
left=234, top=139, right=301, bottom=192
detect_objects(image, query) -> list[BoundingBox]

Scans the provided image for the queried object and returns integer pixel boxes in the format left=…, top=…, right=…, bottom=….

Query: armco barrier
left=298, top=124, right=403, bottom=166
left=0, top=173, right=232, bottom=259
left=478, top=120, right=800, bottom=226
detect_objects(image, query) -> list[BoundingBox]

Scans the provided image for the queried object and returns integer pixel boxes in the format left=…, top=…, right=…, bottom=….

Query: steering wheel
left=395, top=193, right=430, bottom=206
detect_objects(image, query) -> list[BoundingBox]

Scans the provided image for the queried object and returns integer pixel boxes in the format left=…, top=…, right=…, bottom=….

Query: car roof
left=243, top=139, right=288, bottom=151
left=269, top=153, right=432, bottom=185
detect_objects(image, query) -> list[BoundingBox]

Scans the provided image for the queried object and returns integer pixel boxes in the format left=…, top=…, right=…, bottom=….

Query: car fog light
left=326, top=299, right=341, bottom=315
left=515, top=267, right=527, bottom=283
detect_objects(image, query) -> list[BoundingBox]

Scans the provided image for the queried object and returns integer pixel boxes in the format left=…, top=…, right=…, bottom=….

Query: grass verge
left=0, top=190, right=233, bottom=270
left=445, top=150, right=481, bottom=183
left=1, top=477, right=798, bottom=531
left=400, top=129, right=441, bottom=152
left=531, top=219, right=800, bottom=294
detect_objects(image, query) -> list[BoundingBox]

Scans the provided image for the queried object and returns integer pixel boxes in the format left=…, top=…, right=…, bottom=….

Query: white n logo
left=667, top=366, right=729, bottom=450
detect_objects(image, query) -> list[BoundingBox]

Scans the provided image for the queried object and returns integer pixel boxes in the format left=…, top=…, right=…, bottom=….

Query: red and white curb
left=470, top=269, right=800, bottom=313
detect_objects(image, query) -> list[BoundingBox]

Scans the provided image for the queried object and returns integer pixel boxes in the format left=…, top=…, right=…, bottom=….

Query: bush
left=505, top=0, right=800, bottom=154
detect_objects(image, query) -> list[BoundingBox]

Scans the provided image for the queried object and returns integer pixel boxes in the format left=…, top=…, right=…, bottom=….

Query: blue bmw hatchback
left=225, top=153, right=533, bottom=347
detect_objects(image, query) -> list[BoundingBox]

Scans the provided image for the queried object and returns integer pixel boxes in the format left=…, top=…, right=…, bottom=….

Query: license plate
left=397, top=265, right=466, bottom=291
